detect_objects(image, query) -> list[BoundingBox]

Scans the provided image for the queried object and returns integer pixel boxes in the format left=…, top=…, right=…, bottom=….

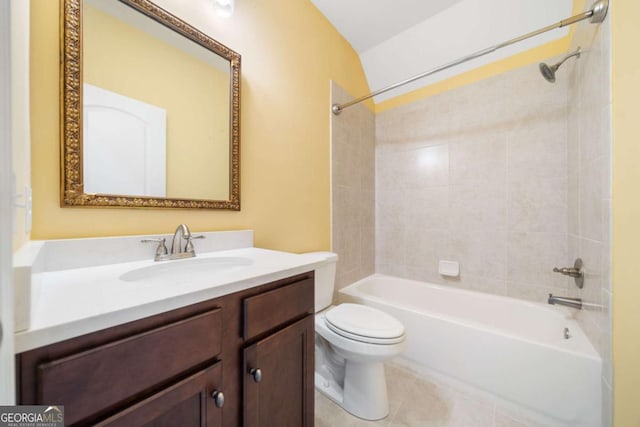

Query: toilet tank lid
left=298, top=252, right=338, bottom=263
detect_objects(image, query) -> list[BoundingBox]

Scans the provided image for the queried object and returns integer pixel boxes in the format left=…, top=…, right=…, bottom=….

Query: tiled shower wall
left=567, top=15, right=613, bottom=426
left=375, top=66, right=571, bottom=301
left=332, top=21, right=611, bottom=425
left=330, top=82, right=375, bottom=290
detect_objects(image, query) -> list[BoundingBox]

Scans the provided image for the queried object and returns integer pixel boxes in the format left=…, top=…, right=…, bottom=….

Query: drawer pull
left=211, top=390, right=225, bottom=408
left=249, top=368, right=262, bottom=383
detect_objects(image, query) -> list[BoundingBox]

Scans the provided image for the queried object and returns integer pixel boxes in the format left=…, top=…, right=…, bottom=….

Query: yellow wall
left=84, top=3, right=229, bottom=200
left=30, top=0, right=370, bottom=252
left=612, top=1, right=640, bottom=425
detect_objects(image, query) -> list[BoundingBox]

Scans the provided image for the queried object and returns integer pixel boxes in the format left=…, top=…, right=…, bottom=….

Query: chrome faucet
left=171, top=224, right=191, bottom=254
left=142, top=224, right=205, bottom=261
left=548, top=294, right=582, bottom=310
left=170, top=223, right=205, bottom=258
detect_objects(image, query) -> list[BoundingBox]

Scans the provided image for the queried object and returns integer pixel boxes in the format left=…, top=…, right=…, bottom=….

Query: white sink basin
left=119, top=256, right=254, bottom=282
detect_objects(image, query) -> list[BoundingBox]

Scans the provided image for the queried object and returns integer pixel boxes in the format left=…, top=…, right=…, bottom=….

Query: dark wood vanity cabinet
left=242, top=280, right=315, bottom=427
left=16, top=272, right=314, bottom=427
left=243, top=316, right=314, bottom=427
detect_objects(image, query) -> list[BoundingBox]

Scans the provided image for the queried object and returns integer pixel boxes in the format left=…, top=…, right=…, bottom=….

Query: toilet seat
left=324, top=304, right=405, bottom=345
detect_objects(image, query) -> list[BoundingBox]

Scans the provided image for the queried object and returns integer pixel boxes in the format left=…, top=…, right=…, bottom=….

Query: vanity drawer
left=243, top=277, right=314, bottom=340
left=37, top=308, right=222, bottom=426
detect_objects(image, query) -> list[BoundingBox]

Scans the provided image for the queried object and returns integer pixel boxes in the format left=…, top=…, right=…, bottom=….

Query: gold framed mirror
left=61, top=0, right=241, bottom=209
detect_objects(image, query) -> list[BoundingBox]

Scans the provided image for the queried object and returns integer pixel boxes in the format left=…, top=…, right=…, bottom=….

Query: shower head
left=539, top=63, right=559, bottom=83
left=538, top=47, right=582, bottom=83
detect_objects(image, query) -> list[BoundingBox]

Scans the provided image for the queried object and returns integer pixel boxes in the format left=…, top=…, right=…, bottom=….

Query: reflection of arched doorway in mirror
left=83, top=83, right=167, bottom=197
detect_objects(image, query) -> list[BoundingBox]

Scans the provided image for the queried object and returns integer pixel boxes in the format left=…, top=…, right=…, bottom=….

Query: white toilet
left=304, top=252, right=406, bottom=420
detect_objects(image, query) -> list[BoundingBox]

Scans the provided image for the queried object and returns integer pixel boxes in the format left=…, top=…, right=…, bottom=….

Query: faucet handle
left=553, top=267, right=576, bottom=275
left=184, top=234, right=205, bottom=253
left=552, top=258, right=584, bottom=289
left=141, top=237, right=169, bottom=257
left=185, top=235, right=205, bottom=240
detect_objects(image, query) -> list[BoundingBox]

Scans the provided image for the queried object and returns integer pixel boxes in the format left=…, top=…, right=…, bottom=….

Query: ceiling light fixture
left=213, top=0, right=234, bottom=18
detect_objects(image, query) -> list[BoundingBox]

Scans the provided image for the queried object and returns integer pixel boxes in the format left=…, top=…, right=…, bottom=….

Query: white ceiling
left=310, top=0, right=465, bottom=53
left=311, top=0, right=574, bottom=103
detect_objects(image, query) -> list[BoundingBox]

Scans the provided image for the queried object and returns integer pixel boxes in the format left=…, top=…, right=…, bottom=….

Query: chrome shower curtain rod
left=331, top=0, right=608, bottom=115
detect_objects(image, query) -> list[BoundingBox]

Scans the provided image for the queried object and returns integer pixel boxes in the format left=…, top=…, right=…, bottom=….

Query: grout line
left=504, top=130, right=511, bottom=295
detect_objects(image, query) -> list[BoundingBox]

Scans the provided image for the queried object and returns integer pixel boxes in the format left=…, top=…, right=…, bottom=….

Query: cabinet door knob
left=250, top=368, right=262, bottom=383
left=211, top=390, right=224, bottom=408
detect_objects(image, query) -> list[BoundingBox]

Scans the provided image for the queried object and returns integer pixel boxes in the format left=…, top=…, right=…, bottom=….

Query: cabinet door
left=243, top=316, right=314, bottom=427
left=96, top=362, right=224, bottom=427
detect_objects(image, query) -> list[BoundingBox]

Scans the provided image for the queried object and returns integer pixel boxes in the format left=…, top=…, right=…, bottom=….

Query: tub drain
left=564, top=327, right=571, bottom=339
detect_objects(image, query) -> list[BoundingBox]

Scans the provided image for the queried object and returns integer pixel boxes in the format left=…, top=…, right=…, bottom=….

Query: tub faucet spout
left=548, top=294, right=582, bottom=310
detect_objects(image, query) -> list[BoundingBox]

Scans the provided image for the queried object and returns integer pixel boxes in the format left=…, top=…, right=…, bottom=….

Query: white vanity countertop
left=14, top=244, right=325, bottom=353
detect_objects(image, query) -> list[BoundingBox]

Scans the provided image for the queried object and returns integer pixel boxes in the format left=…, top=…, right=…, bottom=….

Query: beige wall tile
left=507, top=117, right=568, bottom=182
left=449, top=230, right=507, bottom=280
left=331, top=82, right=375, bottom=291
left=404, top=229, right=449, bottom=270
left=508, top=178, right=568, bottom=233
left=449, top=136, right=507, bottom=186
left=376, top=222, right=406, bottom=267
left=403, top=144, right=450, bottom=189
left=579, top=156, right=604, bottom=241
left=376, top=65, right=572, bottom=297
left=449, top=183, right=506, bottom=231
left=566, top=15, right=612, bottom=421
left=568, top=173, right=580, bottom=236
left=404, top=187, right=450, bottom=230
left=507, top=232, right=568, bottom=288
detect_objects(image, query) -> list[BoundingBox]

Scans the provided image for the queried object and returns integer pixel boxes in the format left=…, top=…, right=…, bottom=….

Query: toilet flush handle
left=249, top=368, right=262, bottom=383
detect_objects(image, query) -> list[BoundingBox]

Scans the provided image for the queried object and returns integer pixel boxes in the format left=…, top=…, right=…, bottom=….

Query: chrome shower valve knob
left=552, top=258, right=584, bottom=288
left=552, top=266, right=582, bottom=278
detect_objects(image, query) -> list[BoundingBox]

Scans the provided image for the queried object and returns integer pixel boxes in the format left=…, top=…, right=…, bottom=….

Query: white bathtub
left=338, top=274, right=601, bottom=426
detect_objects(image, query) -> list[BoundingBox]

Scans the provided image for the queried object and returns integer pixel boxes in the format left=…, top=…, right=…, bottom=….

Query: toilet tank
left=300, top=252, right=338, bottom=312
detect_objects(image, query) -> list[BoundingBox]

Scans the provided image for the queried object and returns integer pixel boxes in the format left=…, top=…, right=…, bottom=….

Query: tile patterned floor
left=314, top=363, right=542, bottom=427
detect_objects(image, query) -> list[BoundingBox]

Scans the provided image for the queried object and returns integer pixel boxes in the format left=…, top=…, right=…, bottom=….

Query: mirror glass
left=61, top=0, right=240, bottom=209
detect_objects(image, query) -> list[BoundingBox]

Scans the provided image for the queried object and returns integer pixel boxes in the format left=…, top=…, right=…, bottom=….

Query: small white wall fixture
left=83, top=83, right=167, bottom=197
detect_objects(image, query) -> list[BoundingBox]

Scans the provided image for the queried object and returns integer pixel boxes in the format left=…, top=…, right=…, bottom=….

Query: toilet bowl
left=301, top=252, right=406, bottom=420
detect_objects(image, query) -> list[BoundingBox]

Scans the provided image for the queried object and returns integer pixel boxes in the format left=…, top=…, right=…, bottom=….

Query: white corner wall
left=11, top=0, right=31, bottom=251
left=0, top=0, right=16, bottom=405
left=360, top=0, right=572, bottom=102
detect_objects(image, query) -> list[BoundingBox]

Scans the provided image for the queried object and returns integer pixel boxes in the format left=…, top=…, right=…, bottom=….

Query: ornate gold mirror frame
left=61, top=0, right=241, bottom=209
